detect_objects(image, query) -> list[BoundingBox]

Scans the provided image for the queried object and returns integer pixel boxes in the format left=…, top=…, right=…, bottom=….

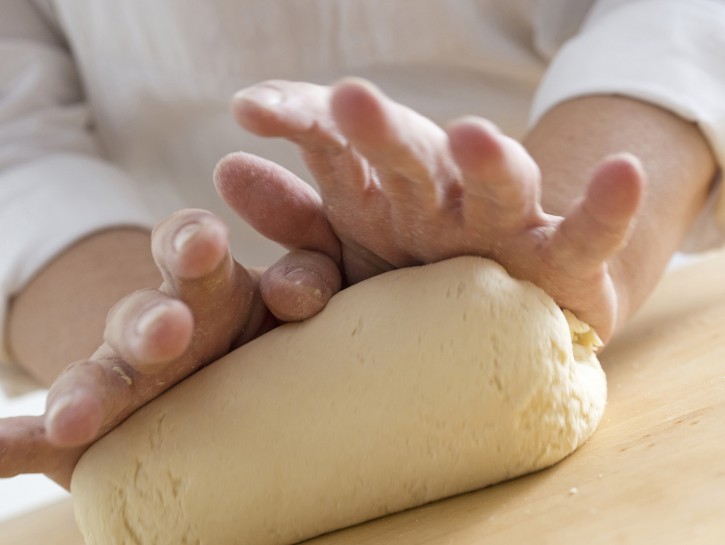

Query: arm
left=0, top=1, right=158, bottom=381
left=7, top=228, right=160, bottom=387
left=523, top=0, right=725, bottom=334
left=0, top=2, right=342, bottom=486
left=526, top=95, right=717, bottom=335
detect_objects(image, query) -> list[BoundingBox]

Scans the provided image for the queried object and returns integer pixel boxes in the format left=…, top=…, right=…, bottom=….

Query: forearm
left=6, top=228, right=160, bottom=387
left=524, top=95, right=717, bottom=333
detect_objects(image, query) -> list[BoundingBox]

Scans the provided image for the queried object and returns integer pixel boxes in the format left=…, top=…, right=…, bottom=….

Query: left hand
left=0, top=209, right=341, bottom=487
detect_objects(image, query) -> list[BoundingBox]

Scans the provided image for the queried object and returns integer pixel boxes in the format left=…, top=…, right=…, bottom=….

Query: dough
left=72, top=256, right=606, bottom=545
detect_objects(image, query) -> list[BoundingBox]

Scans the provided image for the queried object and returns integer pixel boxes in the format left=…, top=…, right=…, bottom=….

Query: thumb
left=261, top=250, right=342, bottom=322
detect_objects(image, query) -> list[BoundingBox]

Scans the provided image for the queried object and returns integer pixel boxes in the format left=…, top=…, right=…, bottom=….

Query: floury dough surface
left=71, top=256, right=607, bottom=545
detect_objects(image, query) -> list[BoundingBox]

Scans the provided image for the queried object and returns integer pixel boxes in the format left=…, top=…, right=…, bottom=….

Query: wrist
left=525, top=95, right=716, bottom=335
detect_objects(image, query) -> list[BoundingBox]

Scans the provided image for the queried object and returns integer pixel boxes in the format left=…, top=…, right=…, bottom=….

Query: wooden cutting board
left=4, top=250, right=725, bottom=544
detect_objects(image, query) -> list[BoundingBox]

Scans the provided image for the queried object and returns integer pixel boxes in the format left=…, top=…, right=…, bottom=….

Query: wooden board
left=4, top=251, right=725, bottom=545
left=3, top=500, right=83, bottom=545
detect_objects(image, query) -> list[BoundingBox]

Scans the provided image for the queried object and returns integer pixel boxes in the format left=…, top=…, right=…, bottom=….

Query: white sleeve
left=530, top=0, right=725, bottom=252
left=0, top=1, right=157, bottom=364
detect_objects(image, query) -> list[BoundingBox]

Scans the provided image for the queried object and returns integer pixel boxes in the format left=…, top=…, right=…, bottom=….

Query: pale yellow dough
left=72, top=256, right=606, bottom=545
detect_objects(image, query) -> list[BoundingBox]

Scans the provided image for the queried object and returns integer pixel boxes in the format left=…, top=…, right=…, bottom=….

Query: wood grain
left=4, top=251, right=725, bottom=544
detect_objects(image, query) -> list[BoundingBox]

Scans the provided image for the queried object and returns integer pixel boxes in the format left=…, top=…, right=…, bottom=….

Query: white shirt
left=1, top=0, right=725, bottom=364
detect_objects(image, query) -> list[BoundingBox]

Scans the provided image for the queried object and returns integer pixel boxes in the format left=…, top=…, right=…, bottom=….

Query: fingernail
left=284, top=267, right=311, bottom=286
left=135, top=303, right=169, bottom=336
left=46, top=393, right=79, bottom=427
left=237, top=86, right=284, bottom=108
left=173, top=222, right=200, bottom=252
left=46, top=392, right=102, bottom=447
left=284, top=268, right=330, bottom=300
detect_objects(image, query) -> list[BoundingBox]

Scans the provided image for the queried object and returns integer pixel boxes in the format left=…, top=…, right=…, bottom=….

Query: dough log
left=72, top=256, right=606, bottom=545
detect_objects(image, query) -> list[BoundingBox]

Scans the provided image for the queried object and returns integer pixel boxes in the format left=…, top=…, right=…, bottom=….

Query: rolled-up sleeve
left=530, top=0, right=725, bottom=252
left=0, top=1, right=156, bottom=365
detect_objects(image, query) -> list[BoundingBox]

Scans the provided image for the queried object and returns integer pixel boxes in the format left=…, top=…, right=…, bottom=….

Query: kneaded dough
left=72, top=256, right=606, bottom=545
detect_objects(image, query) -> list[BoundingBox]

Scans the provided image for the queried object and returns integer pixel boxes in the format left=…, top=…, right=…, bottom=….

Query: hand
left=0, top=208, right=340, bottom=487
left=217, top=78, right=643, bottom=343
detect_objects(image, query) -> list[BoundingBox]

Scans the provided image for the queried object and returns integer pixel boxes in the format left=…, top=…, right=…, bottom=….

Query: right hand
left=220, top=78, right=644, bottom=342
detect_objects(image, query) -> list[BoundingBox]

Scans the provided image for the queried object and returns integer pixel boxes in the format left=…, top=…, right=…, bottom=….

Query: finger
left=45, top=211, right=265, bottom=449
left=330, top=78, right=456, bottom=213
left=152, top=208, right=275, bottom=363
left=214, top=152, right=341, bottom=260
left=548, top=153, right=645, bottom=271
left=233, top=80, right=346, bottom=150
left=151, top=208, right=232, bottom=287
left=261, top=250, right=342, bottom=321
left=44, top=356, right=139, bottom=448
left=234, top=80, right=376, bottom=206
left=0, top=415, right=74, bottom=478
left=151, top=209, right=259, bottom=343
left=104, top=289, right=194, bottom=372
left=447, top=116, right=541, bottom=229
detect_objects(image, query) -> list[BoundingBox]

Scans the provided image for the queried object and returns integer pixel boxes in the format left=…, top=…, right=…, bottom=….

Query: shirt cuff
left=0, top=154, right=158, bottom=366
left=530, top=0, right=725, bottom=252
